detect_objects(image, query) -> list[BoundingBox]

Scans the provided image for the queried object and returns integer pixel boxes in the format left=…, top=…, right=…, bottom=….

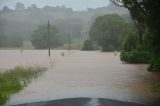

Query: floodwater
left=0, top=50, right=160, bottom=105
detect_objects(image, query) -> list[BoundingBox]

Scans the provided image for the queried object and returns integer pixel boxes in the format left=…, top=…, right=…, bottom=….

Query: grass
left=0, top=66, right=47, bottom=105
left=0, top=41, right=34, bottom=50
left=154, top=82, right=160, bottom=93
left=56, top=38, right=85, bottom=50
left=22, top=41, right=34, bottom=49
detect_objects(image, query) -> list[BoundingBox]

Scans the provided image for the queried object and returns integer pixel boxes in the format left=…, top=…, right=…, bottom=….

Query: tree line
left=0, top=2, right=129, bottom=48
left=110, top=0, right=160, bottom=72
left=83, top=0, right=160, bottom=72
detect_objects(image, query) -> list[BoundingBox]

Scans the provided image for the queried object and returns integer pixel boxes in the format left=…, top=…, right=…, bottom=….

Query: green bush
left=123, top=32, right=137, bottom=52
left=154, top=82, right=160, bottom=93
left=148, top=56, right=160, bottom=72
left=120, top=50, right=150, bottom=64
left=144, top=32, right=160, bottom=72
left=82, top=39, right=100, bottom=51
left=89, top=14, right=134, bottom=52
left=31, top=24, right=62, bottom=49
left=101, top=45, right=115, bottom=52
left=82, top=39, right=94, bottom=51
left=120, top=52, right=129, bottom=63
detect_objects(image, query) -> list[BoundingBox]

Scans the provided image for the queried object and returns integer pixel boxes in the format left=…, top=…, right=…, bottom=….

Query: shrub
left=154, top=82, right=160, bottom=93
left=101, top=45, right=115, bottom=52
left=123, top=32, right=137, bottom=52
left=148, top=56, right=160, bottom=72
left=82, top=39, right=100, bottom=51
left=82, top=39, right=94, bottom=51
left=120, top=52, right=129, bottom=63
left=120, top=50, right=150, bottom=64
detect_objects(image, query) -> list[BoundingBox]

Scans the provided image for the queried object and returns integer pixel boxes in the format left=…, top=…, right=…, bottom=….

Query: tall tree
left=110, top=0, right=146, bottom=44
left=31, top=24, right=62, bottom=49
left=90, top=14, right=130, bottom=51
left=15, top=2, right=25, bottom=11
left=110, top=0, right=160, bottom=71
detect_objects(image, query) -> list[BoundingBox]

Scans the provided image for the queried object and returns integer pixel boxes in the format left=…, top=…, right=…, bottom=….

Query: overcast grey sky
left=0, top=0, right=109, bottom=11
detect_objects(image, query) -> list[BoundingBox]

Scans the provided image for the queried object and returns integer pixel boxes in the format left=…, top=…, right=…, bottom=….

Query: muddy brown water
left=0, top=50, right=159, bottom=105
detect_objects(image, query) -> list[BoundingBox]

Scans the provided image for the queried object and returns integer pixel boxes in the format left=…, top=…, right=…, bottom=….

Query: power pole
left=77, top=33, right=80, bottom=50
left=68, top=32, right=71, bottom=54
left=48, top=20, right=51, bottom=57
left=80, top=35, right=83, bottom=49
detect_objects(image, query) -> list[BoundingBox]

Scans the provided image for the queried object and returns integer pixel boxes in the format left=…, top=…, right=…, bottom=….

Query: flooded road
left=0, top=50, right=159, bottom=105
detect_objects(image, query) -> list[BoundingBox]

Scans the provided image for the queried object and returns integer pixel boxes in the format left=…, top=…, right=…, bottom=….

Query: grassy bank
left=0, top=66, right=46, bottom=105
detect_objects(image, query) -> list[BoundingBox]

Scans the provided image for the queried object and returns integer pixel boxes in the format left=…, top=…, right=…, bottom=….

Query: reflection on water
left=86, top=98, right=100, bottom=106
left=0, top=50, right=159, bottom=105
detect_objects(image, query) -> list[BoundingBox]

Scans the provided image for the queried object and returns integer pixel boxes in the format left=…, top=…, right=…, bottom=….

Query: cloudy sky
left=0, top=0, right=109, bottom=11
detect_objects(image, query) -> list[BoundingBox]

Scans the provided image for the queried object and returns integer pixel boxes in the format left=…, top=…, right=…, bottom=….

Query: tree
left=89, top=14, right=129, bottom=51
left=27, top=4, right=38, bottom=11
left=110, top=0, right=160, bottom=72
left=0, top=34, right=6, bottom=47
left=82, top=39, right=94, bottom=51
left=0, top=34, right=23, bottom=47
left=110, top=0, right=146, bottom=45
left=7, top=35, right=23, bottom=47
left=2, top=6, right=11, bottom=12
left=15, top=2, right=25, bottom=11
left=31, top=24, right=62, bottom=49
left=123, top=31, right=137, bottom=52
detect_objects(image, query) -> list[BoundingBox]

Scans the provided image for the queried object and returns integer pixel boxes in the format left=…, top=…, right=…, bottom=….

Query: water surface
left=0, top=50, right=159, bottom=105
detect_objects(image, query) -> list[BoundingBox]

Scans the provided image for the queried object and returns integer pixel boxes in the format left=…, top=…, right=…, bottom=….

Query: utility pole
left=67, top=32, right=71, bottom=54
left=48, top=19, right=50, bottom=57
left=77, top=33, right=80, bottom=50
left=80, top=35, right=83, bottom=49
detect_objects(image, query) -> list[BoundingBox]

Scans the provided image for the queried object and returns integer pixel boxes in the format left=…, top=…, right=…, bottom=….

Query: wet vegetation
left=31, top=24, right=61, bottom=49
left=0, top=2, right=129, bottom=49
left=154, top=83, right=160, bottom=94
left=110, top=0, right=160, bottom=72
left=110, top=0, right=160, bottom=97
left=89, top=14, right=134, bottom=51
left=0, top=66, right=46, bottom=105
left=120, top=51, right=150, bottom=64
left=82, top=39, right=100, bottom=51
left=0, top=0, right=160, bottom=104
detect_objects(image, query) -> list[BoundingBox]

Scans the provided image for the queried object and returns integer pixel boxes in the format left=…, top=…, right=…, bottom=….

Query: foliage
left=154, top=83, right=160, bottom=93
left=31, top=24, right=62, bottom=49
left=0, top=66, right=46, bottom=105
left=89, top=14, right=132, bottom=51
left=146, top=32, right=160, bottom=72
left=111, top=0, right=160, bottom=72
left=110, top=0, right=146, bottom=44
left=123, top=31, right=137, bottom=52
left=82, top=39, right=93, bottom=51
left=148, top=56, right=160, bottom=72
left=0, top=33, right=23, bottom=47
left=0, top=2, right=129, bottom=48
left=82, top=39, right=99, bottom=51
left=120, top=50, right=150, bottom=64
left=146, top=31, right=160, bottom=72
left=0, top=34, right=6, bottom=47
left=56, top=37, right=84, bottom=50
left=15, top=2, right=25, bottom=11
left=6, top=35, right=23, bottom=47
left=121, top=31, right=160, bottom=71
